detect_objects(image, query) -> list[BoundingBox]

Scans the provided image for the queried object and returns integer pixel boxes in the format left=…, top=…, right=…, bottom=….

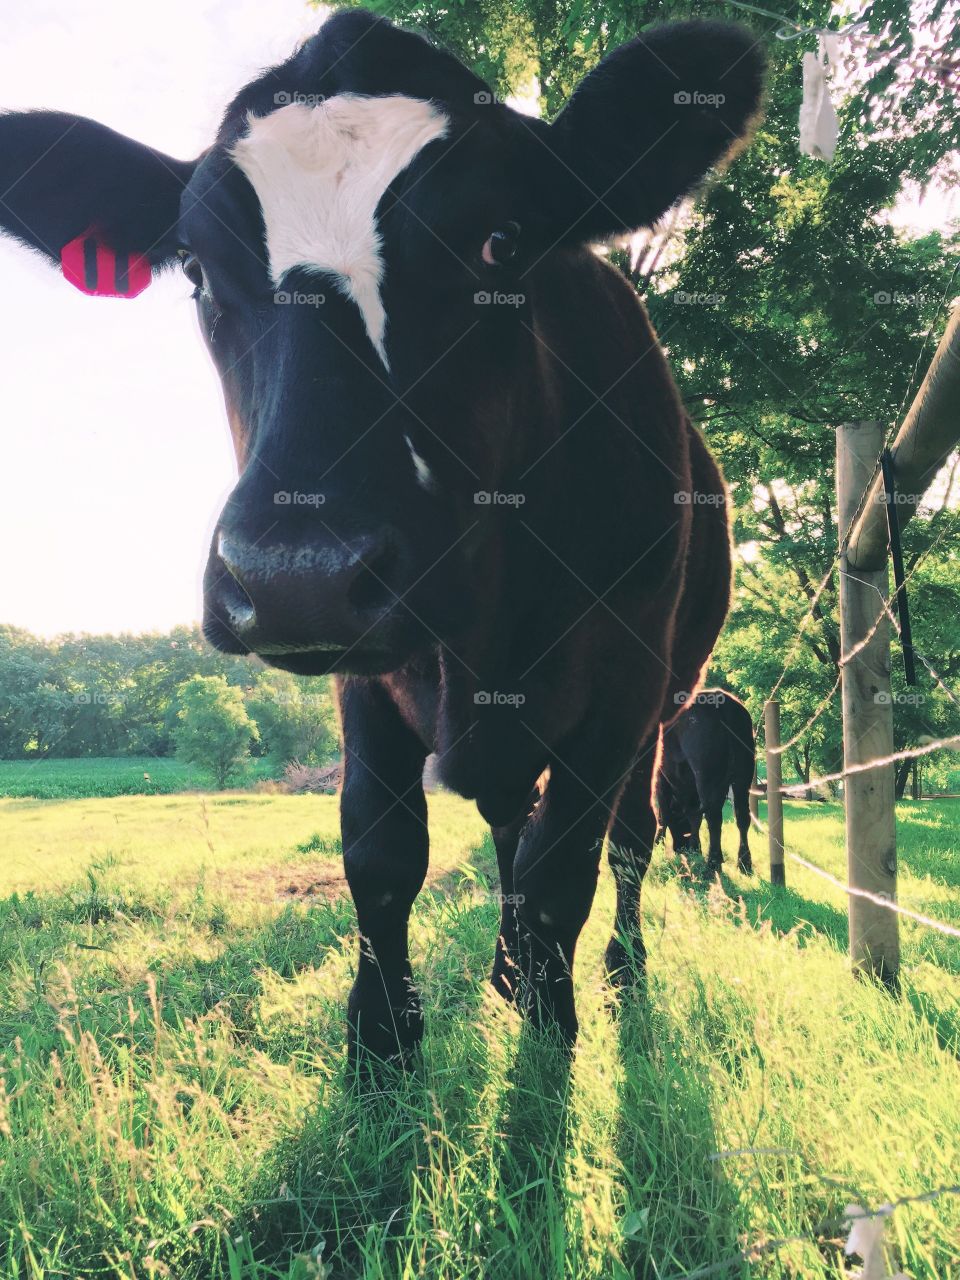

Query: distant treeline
left=0, top=624, right=337, bottom=763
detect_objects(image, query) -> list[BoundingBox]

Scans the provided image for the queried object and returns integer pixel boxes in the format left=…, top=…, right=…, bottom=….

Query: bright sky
left=0, top=4, right=955, bottom=637
left=0, top=0, right=321, bottom=637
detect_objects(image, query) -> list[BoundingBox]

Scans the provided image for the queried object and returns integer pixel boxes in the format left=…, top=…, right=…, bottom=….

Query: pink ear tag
left=60, top=231, right=152, bottom=298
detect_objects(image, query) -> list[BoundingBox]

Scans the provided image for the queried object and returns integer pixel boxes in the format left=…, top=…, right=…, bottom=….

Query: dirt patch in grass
left=212, top=860, right=348, bottom=904
left=214, top=857, right=459, bottom=906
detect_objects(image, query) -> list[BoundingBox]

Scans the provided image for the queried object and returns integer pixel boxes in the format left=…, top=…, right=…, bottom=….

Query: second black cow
left=657, top=689, right=756, bottom=875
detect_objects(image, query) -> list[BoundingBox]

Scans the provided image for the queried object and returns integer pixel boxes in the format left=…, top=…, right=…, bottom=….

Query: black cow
left=0, top=11, right=763, bottom=1060
left=657, top=689, right=755, bottom=875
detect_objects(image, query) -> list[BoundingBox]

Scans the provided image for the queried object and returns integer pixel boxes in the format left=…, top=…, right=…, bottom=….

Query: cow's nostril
left=219, top=566, right=257, bottom=632
left=348, top=548, right=399, bottom=616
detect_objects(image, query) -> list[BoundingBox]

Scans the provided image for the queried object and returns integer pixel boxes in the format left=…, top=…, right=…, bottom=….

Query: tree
left=245, top=669, right=338, bottom=766
left=173, top=675, right=259, bottom=789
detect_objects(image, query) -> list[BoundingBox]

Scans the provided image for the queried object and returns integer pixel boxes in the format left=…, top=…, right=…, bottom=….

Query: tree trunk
left=894, top=758, right=911, bottom=800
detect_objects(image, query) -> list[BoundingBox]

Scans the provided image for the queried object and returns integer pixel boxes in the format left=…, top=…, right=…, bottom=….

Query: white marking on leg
left=232, top=95, right=449, bottom=369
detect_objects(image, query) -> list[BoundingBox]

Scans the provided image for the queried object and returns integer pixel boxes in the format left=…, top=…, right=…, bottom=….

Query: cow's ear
left=539, top=22, right=764, bottom=241
left=0, top=111, right=195, bottom=296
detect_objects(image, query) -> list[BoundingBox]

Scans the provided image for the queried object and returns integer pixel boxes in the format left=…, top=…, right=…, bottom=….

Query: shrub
left=173, top=675, right=258, bottom=789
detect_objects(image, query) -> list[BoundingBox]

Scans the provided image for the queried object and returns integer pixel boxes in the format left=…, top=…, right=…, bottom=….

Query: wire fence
left=650, top=885, right=960, bottom=1280
left=742, top=520, right=960, bottom=941
left=747, top=810, right=960, bottom=940
left=677, top=1155, right=960, bottom=1280
left=716, top=388, right=960, bottom=989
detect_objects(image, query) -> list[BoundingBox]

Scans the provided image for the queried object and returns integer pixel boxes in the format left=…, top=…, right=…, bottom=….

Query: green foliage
left=174, top=675, right=259, bottom=790
left=245, top=669, right=338, bottom=768
left=0, top=626, right=340, bottom=771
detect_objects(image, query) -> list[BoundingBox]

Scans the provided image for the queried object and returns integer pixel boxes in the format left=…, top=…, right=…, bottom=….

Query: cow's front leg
left=512, top=744, right=633, bottom=1044
left=340, top=678, right=428, bottom=1066
left=490, top=789, right=539, bottom=1003
left=604, top=735, right=658, bottom=986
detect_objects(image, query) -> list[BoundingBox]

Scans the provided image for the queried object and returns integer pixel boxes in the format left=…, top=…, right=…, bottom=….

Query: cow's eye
left=178, top=250, right=205, bottom=291
left=481, top=221, right=521, bottom=266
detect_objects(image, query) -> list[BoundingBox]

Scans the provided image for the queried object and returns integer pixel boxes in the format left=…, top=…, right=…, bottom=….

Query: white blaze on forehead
left=231, top=94, right=449, bottom=368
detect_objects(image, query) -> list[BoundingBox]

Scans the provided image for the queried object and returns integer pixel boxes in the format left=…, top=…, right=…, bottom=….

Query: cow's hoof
left=737, top=855, right=754, bottom=875
left=346, top=994, right=423, bottom=1081
left=520, top=990, right=578, bottom=1051
left=704, top=857, right=723, bottom=879
left=603, top=935, right=646, bottom=989
left=346, top=1027, right=422, bottom=1086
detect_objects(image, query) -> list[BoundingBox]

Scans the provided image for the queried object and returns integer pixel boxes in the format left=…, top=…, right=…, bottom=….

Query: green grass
left=0, top=792, right=958, bottom=1279
left=0, top=755, right=276, bottom=799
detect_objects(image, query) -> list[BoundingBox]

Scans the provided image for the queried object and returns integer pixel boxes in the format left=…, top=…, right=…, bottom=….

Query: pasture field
left=0, top=756, right=276, bottom=800
left=1, top=785, right=958, bottom=1279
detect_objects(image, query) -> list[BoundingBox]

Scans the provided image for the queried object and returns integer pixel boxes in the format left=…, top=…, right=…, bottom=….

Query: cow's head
left=0, top=10, right=762, bottom=675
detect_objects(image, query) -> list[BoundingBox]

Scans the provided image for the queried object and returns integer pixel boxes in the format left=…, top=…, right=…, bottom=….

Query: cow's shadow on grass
left=658, top=844, right=850, bottom=951
left=225, top=836, right=742, bottom=1274
left=661, top=835, right=960, bottom=1063
left=611, top=987, right=747, bottom=1279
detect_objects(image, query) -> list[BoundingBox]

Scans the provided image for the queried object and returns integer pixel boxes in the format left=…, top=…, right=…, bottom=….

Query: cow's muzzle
left=202, top=524, right=422, bottom=674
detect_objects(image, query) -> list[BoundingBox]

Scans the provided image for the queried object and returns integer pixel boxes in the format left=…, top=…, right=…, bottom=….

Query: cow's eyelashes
left=178, top=250, right=205, bottom=293
left=481, top=221, right=521, bottom=267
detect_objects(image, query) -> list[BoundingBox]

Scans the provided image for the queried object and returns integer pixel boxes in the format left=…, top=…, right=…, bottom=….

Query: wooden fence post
left=764, top=700, right=785, bottom=887
left=836, top=422, right=900, bottom=988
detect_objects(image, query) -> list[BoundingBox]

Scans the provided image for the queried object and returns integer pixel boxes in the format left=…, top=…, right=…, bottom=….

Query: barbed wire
left=766, top=673, right=842, bottom=757
left=650, top=910, right=960, bottom=1280
left=757, top=278, right=960, bottom=736
left=748, top=810, right=960, bottom=939
left=682, top=1148, right=960, bottom=1280
left=759, top=448, right=884, bottom=728
left=768, top=733, right=960, bottom=796
left=764, top=507, right=960, bottom=760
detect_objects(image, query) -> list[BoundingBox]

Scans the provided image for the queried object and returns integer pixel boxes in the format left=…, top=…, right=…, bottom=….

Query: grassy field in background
left=0, top=755, right=277, bottom=799
left=1, top=784, right=958, bottom=1279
